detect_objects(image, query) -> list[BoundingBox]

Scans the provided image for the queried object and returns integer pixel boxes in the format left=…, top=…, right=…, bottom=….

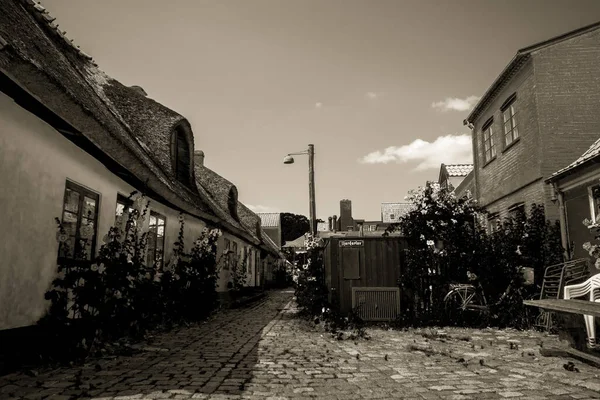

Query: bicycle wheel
left=444, top=285, right=487, bottom=326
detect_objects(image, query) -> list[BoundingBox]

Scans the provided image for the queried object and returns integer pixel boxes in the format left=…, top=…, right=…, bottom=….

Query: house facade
left=381, top=202, right=414, bottom=224
left=546, top=138, right=600, bottom=262
left=463, top=21, right=600, bottom=230
left=0, top=1, right=282, bottom=331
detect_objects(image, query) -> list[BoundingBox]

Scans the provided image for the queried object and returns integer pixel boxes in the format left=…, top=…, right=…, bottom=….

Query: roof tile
left=444, top=164, right=473, bottom=177
left=257, top=213, right=280, bottom=227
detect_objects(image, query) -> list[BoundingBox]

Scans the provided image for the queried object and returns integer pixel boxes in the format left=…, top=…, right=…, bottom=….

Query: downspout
left=552, top=182, right=570, bottom=260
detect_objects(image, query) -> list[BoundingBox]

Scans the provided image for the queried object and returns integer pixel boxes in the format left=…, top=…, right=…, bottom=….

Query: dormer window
left=255, top=221, right=262, bottom=238
left=228, top=187, right=239, bottom=220
left=173, top=127, right=191, bottom=187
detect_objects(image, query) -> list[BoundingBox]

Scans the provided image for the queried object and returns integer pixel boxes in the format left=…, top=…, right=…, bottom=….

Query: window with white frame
left=59, top=181, right=99, bottom=260
left=589, top=185, right=600, bottom=224
left=147, top=211, right=166, bottom=268
left=115, top=194, right=136, bottom=228
left=232, top=241, right=238, bottom=269
left=487, top=213, right=501, bottom=233
left=483, top=120, right=496, bottom=163
left=223, top=238, right=231, bottom=270
left=502, top=96, right=519, bottom=147
left=508, top=203, right=526, bottom=226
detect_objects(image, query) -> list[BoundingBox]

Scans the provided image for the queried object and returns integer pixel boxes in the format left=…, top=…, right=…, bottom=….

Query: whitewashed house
left=0, top=0, right=283, bottom=331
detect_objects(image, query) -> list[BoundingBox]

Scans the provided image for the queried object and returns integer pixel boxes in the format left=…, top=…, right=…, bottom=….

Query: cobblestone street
left=1, top=290, right=600, bottom=399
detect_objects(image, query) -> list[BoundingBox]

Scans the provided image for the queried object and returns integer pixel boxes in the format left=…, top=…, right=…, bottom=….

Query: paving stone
left=2, top=291, right=600, bottom=399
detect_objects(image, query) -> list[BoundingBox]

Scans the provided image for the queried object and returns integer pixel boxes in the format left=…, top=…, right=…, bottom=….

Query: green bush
left=387, top=182, right=563, bottom=329
left=41, top=192, right=222, bottom=359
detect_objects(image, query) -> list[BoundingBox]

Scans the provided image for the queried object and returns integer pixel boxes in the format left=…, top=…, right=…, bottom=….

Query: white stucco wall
left=0, top=92, right=252, bottom=330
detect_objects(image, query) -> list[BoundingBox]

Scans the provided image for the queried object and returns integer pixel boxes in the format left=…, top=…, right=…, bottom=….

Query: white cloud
left=359, top=134, right=472, bottom=170
left=315, top=102, right=323, bottom=108
left=432, top=96, right=480, bottom=112
left=247, top=204, right=279, bottom=213
left=366, top=92, right=378, bottom=99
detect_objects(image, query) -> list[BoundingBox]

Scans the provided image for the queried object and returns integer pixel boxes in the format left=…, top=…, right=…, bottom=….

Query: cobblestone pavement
left=1, top=289, right=600, bottom=399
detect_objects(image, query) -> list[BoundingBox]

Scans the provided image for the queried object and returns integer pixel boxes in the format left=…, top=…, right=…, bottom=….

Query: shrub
left=294, top=234, right=328, bottom=316
left=41, top=192, right=222, bottom=360
left=387, top=182, right=563, bottom=329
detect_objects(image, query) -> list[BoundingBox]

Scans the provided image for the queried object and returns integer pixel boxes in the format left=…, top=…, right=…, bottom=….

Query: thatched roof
left=0, top=0, right=261, bottom=245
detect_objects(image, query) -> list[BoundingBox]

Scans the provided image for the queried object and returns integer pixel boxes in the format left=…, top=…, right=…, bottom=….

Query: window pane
left=64, top=189, right=80, bottom=213
left=116, top=203, right=125, bottom=217
left=148, top=233, right=157, bottom=251
left=146, top=250, right=155, bottom=267
left=79, top=218, right=95, bottom=240
left=59, top=236, right=76, bottom=258
left=62, top=211, right=79, bottom=236
left=157, top=225, right=165, bottom=237
left=155, top=249, right=164, bottom=268
left=78, top=239, right=92, bottom=260
left=82, top=197, right=96, bottom=219
left=149, top=215, right=157, bottom=227
left=513, top=126, right=519, bottom=139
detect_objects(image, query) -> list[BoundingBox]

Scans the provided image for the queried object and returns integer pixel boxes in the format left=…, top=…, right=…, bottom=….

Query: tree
left=281, top=212, right=310, bottom=245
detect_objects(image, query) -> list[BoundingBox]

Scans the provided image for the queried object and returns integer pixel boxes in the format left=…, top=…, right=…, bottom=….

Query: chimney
left=340, top=199, right=353, bottom=231
left=194, top=150, right=205, bottom=166
left=328, top=216, right=333, bottom=231
left=332, top=215, right=337, bottom=233
left=358, top=224, right=364, bottom=237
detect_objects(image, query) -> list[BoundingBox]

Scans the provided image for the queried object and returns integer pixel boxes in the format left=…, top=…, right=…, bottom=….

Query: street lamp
left=283, top=144, right=317, bottom=236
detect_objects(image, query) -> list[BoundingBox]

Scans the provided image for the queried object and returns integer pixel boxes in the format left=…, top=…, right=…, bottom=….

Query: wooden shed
left=321, top=233, right=407, bottom=321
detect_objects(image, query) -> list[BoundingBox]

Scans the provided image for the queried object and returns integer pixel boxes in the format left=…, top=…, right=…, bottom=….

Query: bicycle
left=443, top=271, right=541, bottom=327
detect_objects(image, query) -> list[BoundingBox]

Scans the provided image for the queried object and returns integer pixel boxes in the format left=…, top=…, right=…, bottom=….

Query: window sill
left=482, top=156, right=497, bottom=169
left=502, top=137, right=520, bottom=153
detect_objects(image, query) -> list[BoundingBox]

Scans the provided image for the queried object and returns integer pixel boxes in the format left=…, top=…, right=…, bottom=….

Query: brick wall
left=483, top=180, right=546, bottom=220
left=473, top=29, right=600, bottom=221
left=473, top=61, right=543, bottom=210
left=534, top=29, right=600, bottom=214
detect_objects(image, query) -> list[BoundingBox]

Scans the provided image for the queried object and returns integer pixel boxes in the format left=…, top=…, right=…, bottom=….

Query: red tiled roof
left=444, top=164, right=473, bottom=177
left=257, top=213, right=280, bottom=227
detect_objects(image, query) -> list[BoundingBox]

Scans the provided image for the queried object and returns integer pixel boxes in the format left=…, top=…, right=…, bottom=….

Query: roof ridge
left=517, top=20, right=600, bottom=55
left=467, top=21, right=600, bottom=123
left=22, top=0, right=95, bottom=64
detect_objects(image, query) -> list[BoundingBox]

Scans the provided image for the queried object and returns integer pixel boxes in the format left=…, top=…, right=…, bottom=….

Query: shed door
left=341, top=247, right=361, bottom=280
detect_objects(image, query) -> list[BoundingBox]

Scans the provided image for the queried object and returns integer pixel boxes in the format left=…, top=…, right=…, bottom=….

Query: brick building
left=463, top=21, right=600, bottom=229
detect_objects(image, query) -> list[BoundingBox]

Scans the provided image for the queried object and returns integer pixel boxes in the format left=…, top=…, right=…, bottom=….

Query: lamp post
left=283, top=144, right=317, bottom=236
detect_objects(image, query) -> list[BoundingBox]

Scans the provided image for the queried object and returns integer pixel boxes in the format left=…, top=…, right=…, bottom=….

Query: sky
left=42, top=0, right=600, bottom=221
